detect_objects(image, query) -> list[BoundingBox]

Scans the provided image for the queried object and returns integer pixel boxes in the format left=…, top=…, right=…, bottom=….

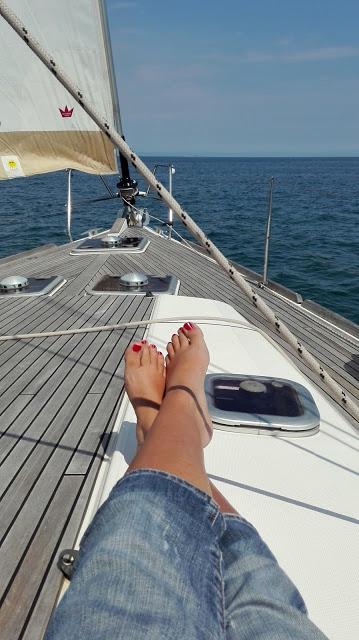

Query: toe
left=178, top=327, right=189, bottom=347
left=157, top=351, right=166, bottom=376
left=167, top=342, right=175, bottom=360
left=171, top=334, right=180, bottom=352
left=149, top=343, right=157, bottom=364
left=165, top=354, right=170, bottom=368
left=181, top=322, right=202, bottom=341
left=125, top=342, right=142, bottom=367
left=140, top=343, right=151, bottom=366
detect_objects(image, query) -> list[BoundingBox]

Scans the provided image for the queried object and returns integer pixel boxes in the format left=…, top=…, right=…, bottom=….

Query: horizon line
left=138, top=153, right=359, bottom=159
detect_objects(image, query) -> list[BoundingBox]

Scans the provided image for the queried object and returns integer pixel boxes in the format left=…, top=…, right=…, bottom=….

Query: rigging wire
left=120, top=196, right=195, bottom=249
left=147, top=213, right=194, bottom=249
left=98, top=174, right=115, bottom=198
left=1, top=0, right=357, bottom=423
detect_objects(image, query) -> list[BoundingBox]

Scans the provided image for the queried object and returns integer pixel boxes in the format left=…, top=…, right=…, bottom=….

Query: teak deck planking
left=0, top=226, right=357, bottom=640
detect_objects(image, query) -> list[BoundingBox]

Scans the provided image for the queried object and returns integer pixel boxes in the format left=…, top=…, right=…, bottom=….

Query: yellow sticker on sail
left=1, top=155, right=25, bottom=178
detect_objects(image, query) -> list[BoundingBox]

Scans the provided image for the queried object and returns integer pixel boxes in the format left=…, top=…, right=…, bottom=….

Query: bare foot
left=165, top=322, right=213, bottom=447
left=124, top=341, right=166, bottom=448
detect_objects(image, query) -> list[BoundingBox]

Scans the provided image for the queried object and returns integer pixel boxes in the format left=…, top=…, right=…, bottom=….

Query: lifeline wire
left=0, top=316, right=251, bottom=341
left=0, top=0, right=357, bottom=422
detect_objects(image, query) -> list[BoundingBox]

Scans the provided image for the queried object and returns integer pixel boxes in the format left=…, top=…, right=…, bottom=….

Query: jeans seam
left=218, top=547, right=226, bottom=637
left=123, top=468, right=216, bottom=505
left=210, top=509, right=221, bottom=528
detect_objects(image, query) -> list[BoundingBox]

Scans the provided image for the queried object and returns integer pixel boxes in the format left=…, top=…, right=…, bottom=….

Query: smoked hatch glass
left=205, top=374, right=320, bottom=436
left=213, top=377, right=303, bottom=416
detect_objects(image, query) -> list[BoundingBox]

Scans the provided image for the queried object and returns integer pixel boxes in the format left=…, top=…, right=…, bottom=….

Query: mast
left=98, top=0, right=138, bottom=218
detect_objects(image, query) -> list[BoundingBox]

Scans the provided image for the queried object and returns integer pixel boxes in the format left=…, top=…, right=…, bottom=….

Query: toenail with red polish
left=184, top=322, right=193, bottom=330
left=150, top=344, right=156, bottom=349
left=132, top=344, right=141, bottom=352
left=141, top=340, right=147, bottom=344
left=179, top=327, right=184, bottom=333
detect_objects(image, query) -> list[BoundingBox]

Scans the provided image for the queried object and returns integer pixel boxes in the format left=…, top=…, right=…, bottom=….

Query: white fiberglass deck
left=97, top=296, right=359, bottom=640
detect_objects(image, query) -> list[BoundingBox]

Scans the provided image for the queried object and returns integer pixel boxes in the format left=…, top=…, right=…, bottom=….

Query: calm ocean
left=1, top=157, right=358, bottom=323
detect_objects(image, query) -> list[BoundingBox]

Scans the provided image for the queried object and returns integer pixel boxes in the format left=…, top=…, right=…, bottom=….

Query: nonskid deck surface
left=0, top=226, right=358, bottom=640
left=106, top=293, right=359, bottom=640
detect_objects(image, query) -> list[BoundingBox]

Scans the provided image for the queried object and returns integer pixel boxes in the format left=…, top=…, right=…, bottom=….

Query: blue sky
left=107, top=0, right=359, bottom=156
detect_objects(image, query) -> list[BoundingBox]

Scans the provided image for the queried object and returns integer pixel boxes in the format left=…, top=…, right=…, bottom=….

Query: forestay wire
left=0, top=1, right=358, bottom=423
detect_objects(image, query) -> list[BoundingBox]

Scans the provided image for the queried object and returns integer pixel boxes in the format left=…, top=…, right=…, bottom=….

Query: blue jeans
left=46, top=470, right=328, bottom=639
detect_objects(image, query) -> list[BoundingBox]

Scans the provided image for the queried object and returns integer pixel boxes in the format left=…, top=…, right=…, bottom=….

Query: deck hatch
left=205, top=374, right=320, bottom=436
left=90, top=274, right=180, bottom=296
left=0, top=276, right=65, bottom=297
left=72, top=235, right=149, bottom=254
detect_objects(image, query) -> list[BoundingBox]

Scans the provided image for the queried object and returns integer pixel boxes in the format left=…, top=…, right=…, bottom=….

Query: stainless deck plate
left=89, top=274, right=180, bottom=296
left=0, top=276, right=66, bottom=297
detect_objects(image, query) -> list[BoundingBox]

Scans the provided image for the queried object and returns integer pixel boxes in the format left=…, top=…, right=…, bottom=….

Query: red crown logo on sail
left=59, top=106, right=74, bottom=118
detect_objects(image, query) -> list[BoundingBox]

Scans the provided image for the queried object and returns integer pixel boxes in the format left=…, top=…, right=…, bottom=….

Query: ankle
left=165, top=384, right=201, bottom=405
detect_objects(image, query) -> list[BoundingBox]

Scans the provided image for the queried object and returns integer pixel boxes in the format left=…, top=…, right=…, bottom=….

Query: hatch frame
left=205, top=373, right=320, bottom=436
left=70, top=236, right=150, bottom=255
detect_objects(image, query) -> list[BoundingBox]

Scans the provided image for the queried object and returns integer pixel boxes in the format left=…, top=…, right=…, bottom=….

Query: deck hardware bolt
left=58, top=549, right=79, bottom=581
left=50, top=59, right=55, bottom=66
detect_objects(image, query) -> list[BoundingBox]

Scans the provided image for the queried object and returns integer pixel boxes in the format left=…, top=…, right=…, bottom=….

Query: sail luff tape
left=0, top=1, right=358, bottom=423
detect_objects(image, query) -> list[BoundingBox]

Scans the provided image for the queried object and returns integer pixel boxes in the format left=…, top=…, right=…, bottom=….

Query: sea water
left=0, top=157, right=358, bottom=323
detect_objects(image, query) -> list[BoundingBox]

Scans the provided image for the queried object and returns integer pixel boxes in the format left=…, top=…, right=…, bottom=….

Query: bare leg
left=125, top=327, right=239, bottom=511
left=125, top=323, right=213, bottom=495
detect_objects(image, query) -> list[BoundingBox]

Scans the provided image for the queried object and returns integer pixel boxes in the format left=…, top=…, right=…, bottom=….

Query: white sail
left=0, top=0, right=121, bottom=179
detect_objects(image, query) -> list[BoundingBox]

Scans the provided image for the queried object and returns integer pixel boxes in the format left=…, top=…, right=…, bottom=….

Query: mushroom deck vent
left=72, top=235, right=149, bottom=254
left=205, top=374, right=320, bottom=436
left=90, top=273, right=179, bottom=296
left=0, top=275, right=29, bottom=291
left=0, top=276, right=65, bottom=297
